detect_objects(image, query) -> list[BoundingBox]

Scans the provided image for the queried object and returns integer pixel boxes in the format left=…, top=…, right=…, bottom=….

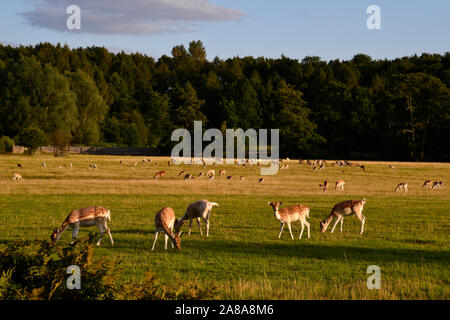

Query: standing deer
left=219, top=169, right=226, bottom=176
left=13, top=173, right=22, bottom=181
left=154, top=171, right=166, bottom=180
left=151, top=207, right=181, bottom=251
left=335, top=180, right=345, bottom=191
left=50, top=206, right=114, bottom=246
left=320, top=199, right=366, bottom=234
left=267, top=202, right=310, bottom=240
left=175, top=200, right=219, bottom=237
left=422, top=180, right=432, bottom=188
left=395, top=183, right=408, bottom=193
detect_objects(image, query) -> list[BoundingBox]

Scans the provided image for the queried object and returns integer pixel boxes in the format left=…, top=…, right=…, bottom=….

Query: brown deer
left=219, top=169, right=226, bottom=176
left=50, top=206, right=114, bottom=246
left=320, top=199, right=366, bottom=234
left=267, top=202, right=311, bottom=239
left=175, top=200, right=219, bottom=237
left=12, top=173, right=22, bottom=181
left=151, top=207, right=181, bottom=251
left=154, top=171, right=166, bottom=180
left=335, top=180, right=345, bottom=191
left=422, top=180, right=432, bottom=188
left=395, top=183, right=408, bottom=193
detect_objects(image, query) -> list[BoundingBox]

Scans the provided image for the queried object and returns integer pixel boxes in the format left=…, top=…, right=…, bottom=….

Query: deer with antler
left=151, top=207, right=181, bottom=251
left=267, top=202, right=311, bottom=240
left=320, top=199, right=366, bottom=235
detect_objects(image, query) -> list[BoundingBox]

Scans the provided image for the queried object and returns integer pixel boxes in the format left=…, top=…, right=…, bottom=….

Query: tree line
left=0, top=41, right=449, bottom=161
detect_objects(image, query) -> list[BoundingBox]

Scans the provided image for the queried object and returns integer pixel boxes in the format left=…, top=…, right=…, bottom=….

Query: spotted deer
left=12, top=173, right=22, bottom=181
left=395, top=183, right=408, bottom=193
left=432, top=181, right=444, bottom=189
left=151, top=207, right=181, bottom=251
left=154, top=171, right=166, bottom=180
left=50, top=206, right=114, bottom=246
left=320, top=199, right=366, bottom=234
left=267, top=202, right=310, bottom=240
left=335, top=180, right=345, bottom=191
left=175, top=200, right=219, bottom=237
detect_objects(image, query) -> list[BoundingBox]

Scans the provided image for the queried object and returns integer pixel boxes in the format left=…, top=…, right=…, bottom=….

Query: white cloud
left=21, top=0, right=245, bottom=34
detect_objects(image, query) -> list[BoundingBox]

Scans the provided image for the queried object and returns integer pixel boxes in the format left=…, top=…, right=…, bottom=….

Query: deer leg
left=96, top=223, right=105, bottom=246
left=151, top=232, right=159, bottom=251
left=197, top=217, right=203, bottom=235
left=164, top=233, right=169, bottom=250
left=105, top=224, right=114, bottom=246
left=330, top=216, right=342, bottom=233
left=188, top=218, right=193, bottom=235
left=357, top=214, right=366, bottom=234
left=340, top=217, right=344, bottom=232
left=287, top=222, right=294, bottom=239
left=71, top=224, right=79, bottom=244
left=278, top=222, right=285, bottom=238
left=305, top=220, right=310, bottom=239
left=299, top=221, right=305, bottom=239
left=203, top=217, right=210, bottom=237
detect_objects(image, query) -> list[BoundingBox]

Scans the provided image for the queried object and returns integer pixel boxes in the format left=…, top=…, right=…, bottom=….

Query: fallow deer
left=335, top=180, right=345, bottom=191
left=240, top=176, right=245, bottom=181
left=12, top=173, right=22, bottom=181
left=432, top=181, right=443, bottom=189
left=320, top=199, right=366, bottom=234
left=422, top=180, right=432, bottom=188
left=151, top=207, right=181, bottom=251
left=207, top=169, right=215, bottom=177
left=219, top=169, right=226, bottom=176
left=184, top=174, right=193, bottom=181
left=258, top=178, right=264, bottom=183
left=154, top=171, right=166, bottom=180
left=267, top=202, right=311, bottom=240
left=175, top=200, right=219, bottom=237
left=395, top=183, right=408, bottom=193
left=41, top=162, right=46, bottom=168
left=50, top=206, right=114, bottom=246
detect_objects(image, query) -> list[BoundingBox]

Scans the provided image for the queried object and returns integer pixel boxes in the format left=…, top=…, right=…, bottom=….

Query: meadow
left=0, top=154, right=449, bottom=299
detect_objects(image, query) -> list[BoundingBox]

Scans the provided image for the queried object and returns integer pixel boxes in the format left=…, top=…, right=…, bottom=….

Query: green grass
left=0, top=154, right=449, bottom=299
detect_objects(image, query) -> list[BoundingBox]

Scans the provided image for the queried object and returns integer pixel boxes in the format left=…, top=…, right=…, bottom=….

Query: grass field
left=0, top=154, right=449, bottom=299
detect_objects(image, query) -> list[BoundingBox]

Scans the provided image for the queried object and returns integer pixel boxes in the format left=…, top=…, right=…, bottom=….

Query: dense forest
left=0, top=41, right=449, bottom=161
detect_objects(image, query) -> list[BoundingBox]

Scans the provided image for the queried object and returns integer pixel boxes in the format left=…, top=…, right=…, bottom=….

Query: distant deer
left=227, top=176, right=232, bottom=181
left=335, top=180, right=345, bottom=191
left=198, top=172, right=204, bottom=178
left=258, top=178, right=265, bottom=183
left=175, top=200, right=219, bottom=237
left=319, top=180, right=329, bottom=191
left=422, top=180, right=432, bottom=188
left=184, top=174, right=193, bottom=181
left=13, top=173, right=22, bottom=181
left=41, top=162, right=46, bottom=168
left=432, top=181, right=444, bottom=189
left=151, top=207, right=181, bottom=251
left=50, top=206, right=114, bottom=246
left=389, top=165, right=396, bottom=170
left=207, top=169, right=215, bottom=177
left=395, top=183, right=408, bottom=193
left=69, top=163, right=73, bottom=168
left=240, top=176, right=245, bottom=181
left=179, top=171, right=186, bottom=176
left=17, top=163, right=22, bottom=169
left=320, top=199, right=366, bottom=234
left=219, top=169, right=226, bottom=176
left=154, top=171, right=166, bottom=180
left=267, top=202, right=310, bottom=240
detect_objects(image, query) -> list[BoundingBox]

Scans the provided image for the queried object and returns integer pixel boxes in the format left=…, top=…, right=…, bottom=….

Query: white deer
left=395, top=182, right=408, bottom=193
left=267, top=202, right=311, bottom=239
left=50, top=206, right=114, bottom=246
left=335, top=179, right=345, bottom=191
left=151, top=207, right=181, bottom=251
left=175, top=200, right=219, bottom=237
left=320, top=199, right=366, bottom=234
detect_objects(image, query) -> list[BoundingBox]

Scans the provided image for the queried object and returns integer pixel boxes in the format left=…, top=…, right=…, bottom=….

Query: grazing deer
left=422, top=180, right=432, bottom=188
left=432, top=181, right=443, bottom=189
left=267, top=202, right=311, bottom=240
left=240, top=176, right=245, bottom=181
left=208, top=175, right=215, bottom=181
left=359, top=165, right=366, bottom=171
left=219, top=169, right=226, bottom=176
left=320, top=199, right=366, bottom=234
left=227, top=176, right=232, bottom=181
left=319, top=181, right=329, bottom=191
left=389, top=165, right=396, bottom=170
left=154, top=171, right=166, bottom=180
left=151, top=207, right=181, bottom=251
left=184, top=174, right=193, bottom=181
left=395, top=183, right=408, bottom=193
left=41, top=162, right=46, bottom=168
left=50, top=206, right=114, bottom=246
left=335, top=180, right=345, bottom=191
left=258, top=178, right=264, bottom=183
left=207, top=169, right=215, bottom=177
left=12, top=173, right=22, bottom=181
left=175, top=200, right=219, bottom=237
left=17, top=163, right=22, bottom=169
left=179, top=170, right=186, bottom=176
left=198, top=172, right=204, bottom=177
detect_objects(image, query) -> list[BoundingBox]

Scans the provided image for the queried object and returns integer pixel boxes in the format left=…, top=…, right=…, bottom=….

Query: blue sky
left=0, top=0, right=449, bottom=61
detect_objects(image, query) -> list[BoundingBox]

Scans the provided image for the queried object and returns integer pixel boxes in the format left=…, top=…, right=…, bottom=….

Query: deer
left=320, top=199, right=366, bottom=234
left=227, top=176, right=232, bottom=181
left=219, top=169, right=226, bottom=176
left=240, top=176, right=245, bottom=181
left=184, top=174, right=193, bottom=181
left=50, top=206, right=114, bottom=246
left=154, top=171, right=166, bottom=180
left=17, top=163, right=23, bottom=169
left=319, top=180, right=329, bottom=191
left=432, top=181, right=443, bottom=189
left=395, top=182, right=408, bottom=193
left=258, top=178, right=264, bottom=183
left=335, top=180, right=345, bottom=191
left=267, top=202, right=311, bottom=240
left=13, top=173, right=22, bottom=181
left=41, top=162, right=46, bottom=168
left=175, top=200, right=219, bottom=237
left=207, top=169, right=215, bottom=178
left=422, top=180, right=432, bottom=188
left=389, top=165, right=396, bottom=170
left=151, top=207, right=182, bottom=251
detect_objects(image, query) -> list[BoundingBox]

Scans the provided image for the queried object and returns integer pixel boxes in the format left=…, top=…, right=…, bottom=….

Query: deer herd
left=8, top=158, right=445, bottom=251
